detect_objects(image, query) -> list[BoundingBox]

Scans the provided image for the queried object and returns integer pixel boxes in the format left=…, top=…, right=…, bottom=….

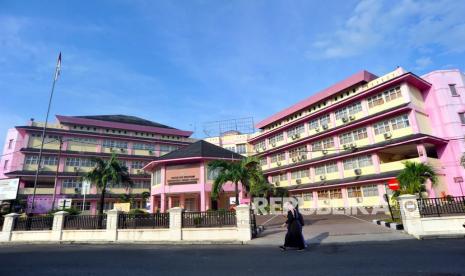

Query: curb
left=372, top=219, right=403, bottom=230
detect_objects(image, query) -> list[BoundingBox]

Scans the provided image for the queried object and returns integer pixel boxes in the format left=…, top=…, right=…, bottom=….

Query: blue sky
left=1, top=0, right=465, bottom=141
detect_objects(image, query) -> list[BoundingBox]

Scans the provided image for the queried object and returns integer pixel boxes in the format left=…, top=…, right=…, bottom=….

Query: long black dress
left=284, top=210, right=306, bottom=249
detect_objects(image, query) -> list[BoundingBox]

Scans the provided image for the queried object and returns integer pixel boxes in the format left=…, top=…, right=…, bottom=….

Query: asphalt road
left=0, top=239, right=464, bottom=276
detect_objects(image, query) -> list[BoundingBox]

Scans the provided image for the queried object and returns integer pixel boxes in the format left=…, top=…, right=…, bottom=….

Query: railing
left=182, top=211, right=236, bottom=228
left=13, top=216, right=54, bottom=231
left=417, top=196, right=465, bottom=217
left=118, top=213, right=169, bottom=229
left=250, top=210, right=257, bottom=238
left=63, top=215, right=107, bottom=230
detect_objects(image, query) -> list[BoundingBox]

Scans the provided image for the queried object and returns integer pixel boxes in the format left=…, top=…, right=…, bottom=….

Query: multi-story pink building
left=0, top=115, right=193, bottom=214
left=249, top=68, right=465, bottom=209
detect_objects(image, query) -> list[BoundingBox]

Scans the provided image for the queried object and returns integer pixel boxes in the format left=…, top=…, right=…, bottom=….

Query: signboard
left=114, top=203, right=131, bottom=212
left=229, top=197, right=237, bottom=205
left=58, top=198, right=72, bottom=209
left=0, top=178, right=20, bottom=200
left=454, top=177, right=463, bottom=183
left=82, top=180, right=91, bottom=195
left=166, top=164, right=199, bottom=185
left=387, top=179, right=400, bottom=191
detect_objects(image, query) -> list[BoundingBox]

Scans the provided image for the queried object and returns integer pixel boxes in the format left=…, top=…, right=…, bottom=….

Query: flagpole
left=30, top=53, right=61, bottom=214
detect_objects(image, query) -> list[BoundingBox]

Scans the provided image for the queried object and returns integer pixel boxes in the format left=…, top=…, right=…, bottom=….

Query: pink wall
left=422, top=69, right=465, bottom=196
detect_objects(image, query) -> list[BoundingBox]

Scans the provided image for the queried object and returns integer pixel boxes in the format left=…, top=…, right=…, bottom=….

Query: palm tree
left=396, top=161, right=437, bottom=197
left=208, top=156, right=265, bottom=206
left=83, top=153, right=132, bottom=215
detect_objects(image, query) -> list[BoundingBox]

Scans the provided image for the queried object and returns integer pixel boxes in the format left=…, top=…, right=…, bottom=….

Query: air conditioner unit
left=342, top=117, right=349, bottom=123
left=384, top=132, right=392, bottom=139
left=296, top=179, right=302, bottom=184
left=295, top=133, right=301, bottom=138
left=322, top=149, right=328, bottom=155
left=271, top=142, right=276, bottom=147
left=292, top=157, right=297, bottom=162
left=148, top=150, right=154, bottom=155
left=354, top=168, right=362, bottom=175
left=74, top=187, right=81, bottom=194
left=323, top=200, right=330, bottom=204
left=350, top=143, right=357, bottom=149
left=137, top=169, right=141, bottom=174
left=275, top=181, right=280, bottom=186
left=255, top=149, right=260, bottom=153
left=356, top=197, right=363, bottom=203
left=320, top=175, right=327, bottom=181
left=109, top=147, right=114, bottom=152
left=315, top=128, right=320, bottom=133
left=343, top=144, right=349, bottom=150
left=322, top=124, right=329, bottom=130
left=349, top=115, right=356, bottom=121
left=301, top=155, right=307, bottom=160
left=120, top=148, right=125, bottom=152
left=277, top=162, right=282, bottom=166
left=73, top=166, right=80, bottom=172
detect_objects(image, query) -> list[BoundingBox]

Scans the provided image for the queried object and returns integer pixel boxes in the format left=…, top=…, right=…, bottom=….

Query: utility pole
left=51, top=137, right=63, bottom=210
left=30, top=52, right=61, bottom=214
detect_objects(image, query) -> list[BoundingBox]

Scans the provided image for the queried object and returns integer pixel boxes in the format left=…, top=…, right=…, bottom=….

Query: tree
left=208, top=156, right=266, bottom=206
left=83, top=153, right=132, bottom=215
left=141, top=191, right=151, bottom=208
left=395, top=161, right=437, bottom=197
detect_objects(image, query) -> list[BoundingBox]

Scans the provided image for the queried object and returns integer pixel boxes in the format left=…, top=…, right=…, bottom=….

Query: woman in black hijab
left=280, top=201, right=306, bottom=251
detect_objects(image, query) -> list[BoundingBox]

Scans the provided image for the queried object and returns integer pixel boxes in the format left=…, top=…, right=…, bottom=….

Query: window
left=384, top=86, right=402, bottom=102
left=335, top=102, right=362, bottom=120
left=271, top=175, right=280, bottom=184
left=72, top=201, right=91, bottom=211
left=70, top=137, right=98, bottom=145
left=308, top=119, right=319, bottom=130
left=315, top=165, right=325, bottom=175
left=133, top=143, right=155, bottom=151
left=279, top=174, right=287, bottom=181
left=236, top=144, right=246, bottom=154
left=25, top=155, right=39, bottom=165
left=133, top=180, right=151, bottom=189
left=65, top=157, right=80, bottom=167
left=329, top=189, right=342, bottom=199
left=459, top=113, right=465, bottom=124
left=253, top=140, right=266, bottom=151
left=322, top=138, right=334, bottom=149
left=339, top=128, right=368, bottom=145
left=103, top=140, right=127, bottom=149
left=449, top=84, right=458, bottom=96
left=303, top=193, right=312, bottom=201
left=312, top=141, right=322, bottom=151
left=42, top=156, right=58, bottom=166
left=3, top=160, right=8, bottom=170
left=315, top=162, right=338, bottom=175
left=320, top=114, right=330, bottom=126
left=390, top=115, right=410, bottom=130
left=287, top=124, right=305, bottom=136
left=7, top=139, right=13, bottom=149
left=80, top=158, right=96, bottom=167
left=132, top=161, right=147, bottom=169
left=153, top=169, right=162, bottom=185
left=289, top=146, right=306, bottom=159
left=373, top=120, right=391, bottom=135
left=291, top=169, right=309, bottom=179
left=367, top=93, right=384, bottom=108
left=362, top=185, right=379, bottom=197
left=160, top=144, right=179, bottom=154
left=347, top=186, right=362, bottom=198
left=259, top=158, right=267, bottom=166
left=63, top=179, right=82, bottom=188
left=207, top=167, right=220, bottom=180
left=343, top=155, right=373, bottom=170
left=270, top=152, right=285, bottom=163
left=317, top=190, right=329, bottom=199
left=269, top=133, right=284, bottom=145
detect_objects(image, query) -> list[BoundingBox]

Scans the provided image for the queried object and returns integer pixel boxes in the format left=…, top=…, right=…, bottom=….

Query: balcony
left=368, top=94, right=408, bottom=116
left=28, top=137, right=61, bottom=150
left=344, top=166, right=376, bottom=178
left=19, top=188, right=55, bottom=195
left=373, top=127, right=414, bottom=144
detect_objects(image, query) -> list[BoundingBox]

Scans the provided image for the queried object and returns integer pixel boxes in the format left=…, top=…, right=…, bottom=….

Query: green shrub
left=48, top=207, right=81, bottom=216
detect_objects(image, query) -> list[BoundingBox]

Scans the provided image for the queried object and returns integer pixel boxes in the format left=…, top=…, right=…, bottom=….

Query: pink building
left=144, top=140, right=246, bottom=212
left=0, top=115, right=193, bottom=214
left=249, top=68, right=465, bottom=209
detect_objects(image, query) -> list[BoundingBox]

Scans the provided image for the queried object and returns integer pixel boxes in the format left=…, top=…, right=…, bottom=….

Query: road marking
left=262, top=215, right=280, bottom=226
left=344, top=214, right=373, bottom=224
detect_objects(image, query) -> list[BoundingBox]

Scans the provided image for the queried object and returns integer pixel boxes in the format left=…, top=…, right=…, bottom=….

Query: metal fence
left=118, top=213, right=169, bottom=229
left=417, top=196, right=465, bottom=217
left=63, top=215, right=107, bottom=230
left=13, top=216, right=54, bottom=231
left=250, top=210, right=257, bottom=238
left=182, top=211, right=236, bottom=228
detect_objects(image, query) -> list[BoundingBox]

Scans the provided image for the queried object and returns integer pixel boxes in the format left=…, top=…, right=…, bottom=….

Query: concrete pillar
left=106, top=209, right=119, bottom=242
left=236, top=204, right=251, bottom=242
left=200, top=191, right=206, bottom=211
left=168, top=195, right=172, bottom=209
left=52, top=211, right=68, bottom=241
left=398, top=194, right=423, bottom=239
left=341, top=188, right=349, bottom=209
left=180, top=194, right=186, bottom=209
left=160, top=193, right=166, bottom=213
left=169, top=207, right=183, bottom=241
left=0, top=213, right=19, bottom=242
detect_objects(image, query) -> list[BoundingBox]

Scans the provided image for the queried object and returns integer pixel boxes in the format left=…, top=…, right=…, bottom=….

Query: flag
left=54, top=52, right=62, bottom=81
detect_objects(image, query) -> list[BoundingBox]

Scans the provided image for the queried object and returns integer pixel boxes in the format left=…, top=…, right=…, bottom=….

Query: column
left=417, top=144, right=427, bottom=162
left=337, top=161, right=344, bottom=179
left=169, top=207, right=183, bottom=241
left=312, top=191, right=318, bottom=209
left=372, top=153, right=381, bottom=174
left=366, top=125, right=375, bottom=144
left=180, top=194, right=186, bottom=209
left=408, top=110, right=420, bottom=134
left=200, top=192, right=206, bottom=211
left=106, top=209, right=119, bottom=241
left=200, top=162, right=207, bottom=211
left=378, top=184, right=387, bottom=205
left=341, top=188, right=349, bottom=209
left=0, top=213, right=19, bottom=242
left=52, top=211, right=68, bottom=241
left=160, top=193, right=166, bottom=213
left=150, top=195, right=157, bottom=213
left=168, top=195, right=173, bottom=209
left=398, top=194, right=423, bottom=239
left=236, top=204, right=252, bottom=242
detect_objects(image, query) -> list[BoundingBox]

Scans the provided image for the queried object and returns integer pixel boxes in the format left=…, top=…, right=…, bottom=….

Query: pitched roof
left=74, top=115, right=174, bottom=129
left=157, top=140, right=243, bottom=161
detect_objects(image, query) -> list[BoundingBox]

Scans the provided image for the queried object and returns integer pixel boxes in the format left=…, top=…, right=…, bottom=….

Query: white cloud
left=308, top=0, right=465, bottom=59
left=414, top=57, right=433, bottom=70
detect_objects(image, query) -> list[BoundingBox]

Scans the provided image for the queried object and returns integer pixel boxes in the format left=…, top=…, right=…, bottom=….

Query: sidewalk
left=250, top=214, right=413, bottom=245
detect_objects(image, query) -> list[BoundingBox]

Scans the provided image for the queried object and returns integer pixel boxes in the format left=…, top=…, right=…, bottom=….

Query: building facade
left=249, top=67, right=465, bottom=210
left=0, top=115, right=194, bottom=214
left=204, top=130, right=253, bottom=156
left=144, top=140, right=246, bottom=212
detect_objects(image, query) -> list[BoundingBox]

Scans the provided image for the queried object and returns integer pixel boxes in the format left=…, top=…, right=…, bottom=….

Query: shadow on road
left=306, top=232, right=329, bottom=245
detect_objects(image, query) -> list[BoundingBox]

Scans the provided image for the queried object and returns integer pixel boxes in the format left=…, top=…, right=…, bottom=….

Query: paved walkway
left=252, top=214, right=412, bottom=245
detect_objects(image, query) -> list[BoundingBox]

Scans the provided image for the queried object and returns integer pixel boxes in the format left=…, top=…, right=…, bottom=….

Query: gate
left=250, top=209, right=257, bottom=238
